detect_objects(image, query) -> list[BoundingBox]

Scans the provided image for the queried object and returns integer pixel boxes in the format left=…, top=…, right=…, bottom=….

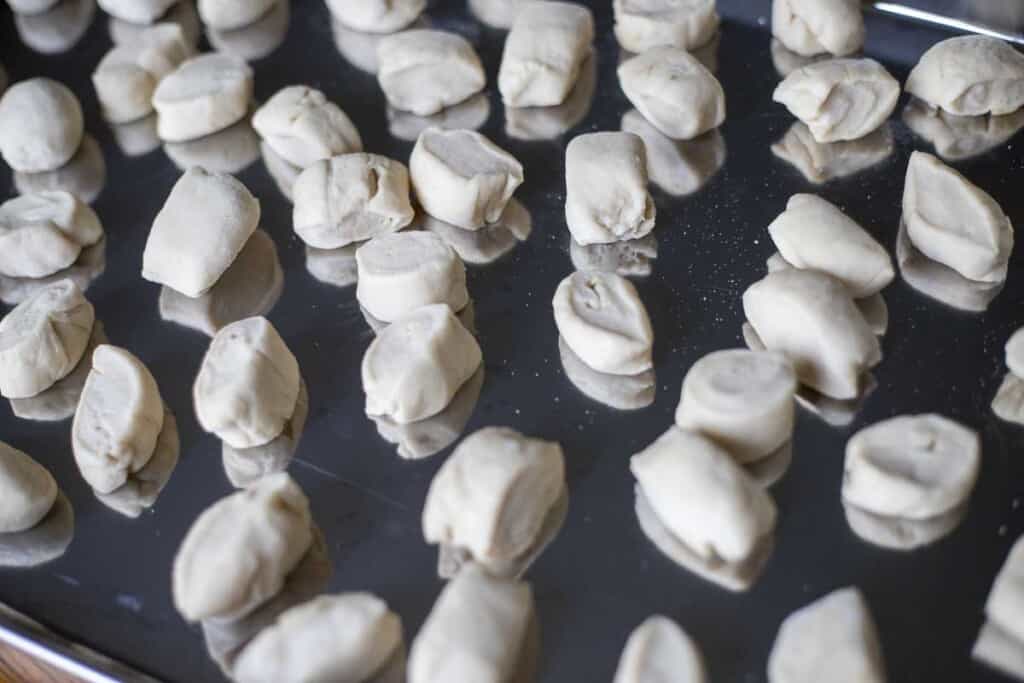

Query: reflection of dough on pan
left=0, top=491, right=74, bottom=568
left=223, top=380, right=308, bottom=488
left=558, top=335, right=654, bottom=410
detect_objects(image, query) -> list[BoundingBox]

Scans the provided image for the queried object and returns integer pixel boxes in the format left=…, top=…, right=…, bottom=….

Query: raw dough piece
left=613, top=615, right=708, bottom=683
left=362, top=304, right=482, bottom=424
left=305, top=243, right=358, bottom=288
left=199, top=0, right=273, bottom=29
left=974, top=620, right=1024, bottom=681
left=742, top=269, right=880, bottom=400
left=902, top=151, right=1013, bottom=283
left=377, top=29, right=485, bottom=116
left=327, top=0, right=424, bottom=33
left=905, top=36, right=1024, bottom=116
left=173, top=473, right=313, bottom=621
left=767, top=587, right=886, bottom=683
left=992, top=373, right=1024, bottom=425
left=565, top=132, right=655, bottom=245
left=0, top=491, right=73, bottom=568
left=0, top=442, right=57, bottom=533
left=112, top=114, right=160, bottom=156
left=261, top=141, right=301, bottom=202
left=559, top=335, right=655, bottom=410
left=222, top=380, right=307, bottom=488
left=902, top=99, right=1024, bottom=162
left=505, top=54, right=596, bottom=141
left=293, top=154, right=413, bottom=249
left=0, top=191, right=103, bottom=278
left=767, top=194, right=893, bottom=297
left=206, top=0, right=289, bottom=62
left=771, top=0, right=864, bottom=57
left=422, top=199, right=532, bottom=266
left=98, top=0, right=176, bottom=23
left=0, top=78, right=83, bottom=173
left=409, top=127, right=523, bottom=230
left=772, top=121, right=893, bottom=184
left=142, top=167, right=260, bottom=297
left=0, top=239, right=105, bottom=307
left=570, top=233, right=658, bottom=278
left=194, top=316, right=300, bottom=449
left=164, top=116, right=260, bottom=174
left=1006, top=328, right=1024, bottom=379
left=14, top=134, right=107, bottom=204
left=979, top=537, right=1024, bottom=668
left=676, top=349, right=796, bottom=464
left=96, top=406, right=178, bottom=517
left=497, top=2, right=594, bottom=108
left=613, top=0, right=718, bottom=53
left=389, top=92, right=491, bottom=142
left=110, top=0, right=199, bottom=47
left=618, top=47, right=725, bottom=141
left=362, top=298, right=475, bottom=337
left=0, top=279, right=94, bottom=399
left=772, top=59, right=899, bottom=143
left=152, top=53, right=253, bottom=142
left=621, top=109, right=725, bottom=197
left=553, top=270, right=653, bottom=376
left=7, top=0, right=59, bottom=14
left=252, top=86, right=362, bottom=169
left=408, top=564, right=533, bottom=683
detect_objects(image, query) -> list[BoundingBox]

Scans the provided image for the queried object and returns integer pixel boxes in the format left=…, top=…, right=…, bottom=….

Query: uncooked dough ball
left=377, top=29, right=486, bottom=116
left=613, top=0, right=718, bottom=53
left=99, top=0, right=176, bottom=23
left=0, top=279, right=94, bottom=399
left=199, top=0, right=273, bottom=29
left=498, top=1, right=594, bottom=108
left=327, top=0, right=424, bottom=33
left=0, top=191, right=104, bottom=278
left=410, top=127, right=523, bottom=230
left=72, top=344, right=164, bottom=493
left=906, top=36, right=1024, bottom=117
left=153, top=53, right=253, bottom=142
left=173, top=473, right=313, bottom=622
left=771, top=0, right=863, bottom=57
left=771, top=121, right=893, bottom=184
left=553, top=270, right=653, bottom=376
left=0, top=442, right=57, bottom=533
left=292, top=153, right=413, bottom=249
left=194, top=316, right=301, bottom=449
left=982, top=537, right=1024, bottom=654
left=767, top=587, right=885, bottom=683
left=0, top=78, right=83, bottom=173
left=767, top=194, right=894, bottom=298
left=613, top=615, right=708, bottom=683
left=903, top=151, right=1013, bottom=284
left=142, top=166, right=260, bottom=297
left=773, top=59, right=899, bottom=143
left=742, top=269, right=880, bottom=400
left=618, top=47, right=725, bottom=141
left=355, top=231, right=468, bottom=323
left=252, top=86, right=363, bottom=169
left=362, top=304, right=482, bottom=424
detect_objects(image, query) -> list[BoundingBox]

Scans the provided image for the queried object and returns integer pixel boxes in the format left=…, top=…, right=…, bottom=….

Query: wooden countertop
left=0, top=643, right=81, bottom=683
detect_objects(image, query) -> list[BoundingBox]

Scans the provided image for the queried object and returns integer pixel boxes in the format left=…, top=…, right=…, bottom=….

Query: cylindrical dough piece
left=906, top=36, right=1024, bottom=117
left=194, top=316, right=301, bottom=449
left=618, top=47, right=725, bottom=141
left=362, top=304, right=482, bottom=424
left=199, top=0, right=273, bottom=29
left=72, top=344, right=164, bottom=494
left=252, top=86, right=363, bottom=169
left=1006, top=327, right=1024, bottom=379
left=99, top=0, right=176, bottom=22
left=552, top=270, right=654, bottom=376
left=771, top=0, right=864, bottom=58
left=0, top=442, right=57, bottom=533
left=842, top=414, right=980, bottom=521
left=613, top=615, right=708, bottom=683
left=409, top=127, right=524, bottom=230
left=173, top=473, right=313, bottom=621
left=675, top=349, right=796, bottom=465
left=613, top=0, right=718, bottom=53
left=0, top=191, right=104, bottom=278
left=327, top=0, right=425, bottom=33
left=984, top=536, right=1024, bottom=645
left=377, top=29, right=486, bottom=116
left=152, top=53, right=253, bottom=142
left=0, top=78, right=83, bottom=173
left=0, top=279, right=94, bottom=399
left=355, top=231, right=468, bottom=323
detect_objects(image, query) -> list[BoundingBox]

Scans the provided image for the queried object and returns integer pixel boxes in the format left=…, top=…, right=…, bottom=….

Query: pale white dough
left=570, top=232, right=658, bottom=278
left=984, top=537, right=1024, bottom=648
left=112, top=114, right=160, bottom=157
left=409, top=127, right=523, bottom=230
left=172, top=473, right=313, bottom=621
left=0, top=442, right=57, bottom=533
left=72, top=344, right=164, bottom=493
left=98, top=0, right=176, bottom=23
left=772, top=59, right=899, bottom=143
left=553, top=270, right=653, bottom=376
left=0, top=238, right=105, bottom=308
left=14, top=134, right=107, bottom=204
left=194, top=316, right=301, bottom=449
left=497, top=2, right=594, bottom=107
left=0, top=78, right=83, bottom=173
left=992, top=373, right=1024, bottom=426
left=95, top=406, right=178, bottom=517
left=152, top=53, right=253, bottom=142
left=565, top=132, right=655, bottom=245
left=377, top=29, right=485, bottom=116
left=973, top=619, right=1024, bottom=681
left=772, top=121, right=893, bottom=184
left=328, top=0, right=424, bottom=33
left=905, top=36, right=1024, bottom=116
left=292, top=153, right=413, bottom=249
left=767, top=587, right=886, bottom=683
left=771, top=0, right=864, bottom=57
left=362, top=304, right=482, bottom=424
left=613, top=0, right=718, bottom=53
left=0, top=279, right=94, bottom=399
left=0, top=191, right=103, bottom=278
left=613, top=615, right=708, bottom=683
left=770, top=38, right=827, bottom=78
left=558, top=335, right=655, bottom=410
left=618, top=47, right=725, bottom=141
left=252, top=86, right=363, bottom=169
left=142, top=166, right=260, bottom=297
left=199, top=0, right=273, bottom=29
left=902, top=99, right=1024, bottom=162
left=1006, top=328, right=1024, bottom=379
left=620, top=109, right=725, bottom=197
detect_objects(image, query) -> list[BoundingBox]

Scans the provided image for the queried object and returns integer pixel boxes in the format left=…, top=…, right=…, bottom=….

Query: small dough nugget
left=0, top=279, right=94, bottom=399
left=0, top=442, right=57, bottom=533
left=906, top=36, right=1024, bottom=117
left=98, top=0, right=177, bottom=23
left=614, top=615, right=708, bottom=683
left=199, top=0, right=274, bottom=30
left=0, top=78, right=83, bottom=173
left=377, top=29, right=485, bottom=116
left=498, top=2, right=594, bottom=108
left=153, top=53, right=253, bottom=142
left=613, top=0, right=719, bottom=53
left=618, top=47, right=725, bottom=141
left=410, top=127, right=524, bottom=230
left=327, top=0, right=425, bottom=33
left=980, top=537, right=1024, bottom=665
left=773, top=59, right=899, bottom=143
left=252, top=86, right=363, bottom=169
left=194, top=316, right=301, bottom=449
left=0, top=191, right=103, bottom=278
left=772, top=0, right=864, bottom=58
left=565, top=132, right=655, bottom=245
